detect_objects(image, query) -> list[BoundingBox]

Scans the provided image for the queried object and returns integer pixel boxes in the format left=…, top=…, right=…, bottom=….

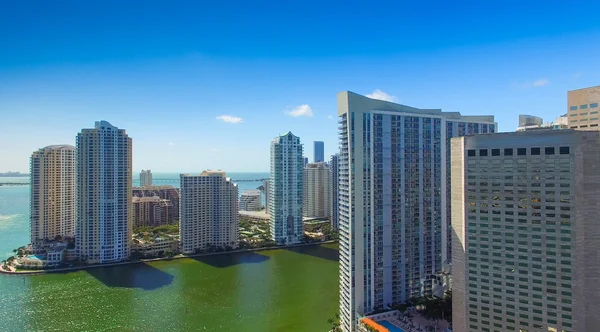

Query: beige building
left=240, top=190, right=261, bottom=211
left=180, top=171, right=239, bottom=254
left=76, top=121, right=133, bottom=264
left=451, top=130, right=600, bottom=332
left=30, top=145, right=76, bottom=245
left=567, top=85, right=600, bottom=129
left=303, top=162, right=330, bottom=218
left=132, top=196, right=173, bottom=228
left=132, top=185, right=179, bottom=221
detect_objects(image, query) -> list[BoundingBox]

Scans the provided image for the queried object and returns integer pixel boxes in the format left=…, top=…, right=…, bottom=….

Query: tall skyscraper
left=567, top=85, right=600, bottom=129
left=330, top=154, right=340, bottom=229
left=303, top=157, right=309, bottom=167
left=337, top=91, right=496, bottom=331
left=314, top=141, right=324, bottom=162
left=76, top=121, right=132, bottom=264
left=30, top=145, right=75, bottom=245
left=180, top=171, right=239, bottom=254
left=140, top=169, right=153, bottom=186
left=451, top=129, right=600, bottom=332
left=303, top=162, right=330, bottom=219
left=269, top=132, right=304, bottom=245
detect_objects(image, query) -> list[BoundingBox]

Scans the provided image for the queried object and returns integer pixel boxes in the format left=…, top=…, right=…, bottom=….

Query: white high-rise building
left=452, top=130, right=600, bottom=332
left=76, top=121, right=132, bottom=264
left=303, top=162, right=330, bottom=219
left=269, top=132, right=303, bottom=245
left=240, top=190, right=261, bottom=211
left=330, top=154, right=340, bottom=229
left=140, top=169, right=152, bottom=186
left=180, top=171, right=239, bottom=254
left=337, top=91, right=496, bottom=331
left=30, top=145, right=75, bottom=245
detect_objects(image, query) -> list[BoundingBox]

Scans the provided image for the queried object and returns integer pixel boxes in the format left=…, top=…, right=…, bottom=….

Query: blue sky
left=1, top=1, right=600, bottom=172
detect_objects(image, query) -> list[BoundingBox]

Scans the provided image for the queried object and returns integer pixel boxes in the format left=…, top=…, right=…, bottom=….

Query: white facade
left=337, top=91, right=496, bottom=331
left=452, top=130, right=600, bottom=332
left=303, top=162, right=330, bottom=219
left=240, top=190, right=261, bottom=211
left=140, top=169, right=153, bottom=186
left=330, top=154, right=340, bottom=229
left=263, top=179, right=270, bottom=212
left=269, top=132, right=304, bottom=245
left=180, top=171, right=239, bottom=254
left=76, top=121, right=132, bottom=264
left=30, top=145, right=76, bottom=244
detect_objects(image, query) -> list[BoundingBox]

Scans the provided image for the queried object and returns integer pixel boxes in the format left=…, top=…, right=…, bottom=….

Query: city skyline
left=2, top=2, right=600, bottom=173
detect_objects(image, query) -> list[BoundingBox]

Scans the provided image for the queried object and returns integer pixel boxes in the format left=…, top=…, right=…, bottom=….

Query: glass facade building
left=337, top=91, right=496, bottom=331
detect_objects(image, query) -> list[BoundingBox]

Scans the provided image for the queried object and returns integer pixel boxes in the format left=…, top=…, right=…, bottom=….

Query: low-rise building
left=131, top=236, right=180, bottom=257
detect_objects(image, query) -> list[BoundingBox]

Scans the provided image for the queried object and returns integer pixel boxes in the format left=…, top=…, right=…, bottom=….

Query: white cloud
left=216, top=115, right=243, bottom=124
left=366, top=89, right=399, bottom=103
left=287, top=104, right=313, bottom=117
left=532, top=79, right=549, bottom=87
left=168, top=142, right=175, bottom=146
left=327, top=115, right=334, bottom=120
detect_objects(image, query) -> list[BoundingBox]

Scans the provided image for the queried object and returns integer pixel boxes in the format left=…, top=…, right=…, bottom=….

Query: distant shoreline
left=0, top=240, right=338, bottom=275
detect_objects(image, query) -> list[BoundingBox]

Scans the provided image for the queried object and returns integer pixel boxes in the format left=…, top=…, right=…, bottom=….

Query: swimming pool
left=378, top=320, right=405, bottom=332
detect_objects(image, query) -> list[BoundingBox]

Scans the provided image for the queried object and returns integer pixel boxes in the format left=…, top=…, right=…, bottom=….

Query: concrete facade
left=140, top=169, right=152, bottom=186
left=567, top=85, right=600, bottom=130
left=303, top=162, right=330, bottom=219
left=75, top=121, right=132, bottom=264
left=451, top=130, right=600, bottom=332
left=330, top=153, right=340, bottom=229
left=30, top=145, right=76, bottom=244
left=337, top=91, right=496, bottom=331
left=132, top=196, right=173, bottom=228
left=132, top=185, right=180, bottom=222
left=240, top=190, right=261, bottom=211
left=180, top=171, right=239, bottom=254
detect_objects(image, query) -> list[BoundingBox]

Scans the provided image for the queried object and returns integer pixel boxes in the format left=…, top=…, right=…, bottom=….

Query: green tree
left=327, top=313, right=342, bottom=332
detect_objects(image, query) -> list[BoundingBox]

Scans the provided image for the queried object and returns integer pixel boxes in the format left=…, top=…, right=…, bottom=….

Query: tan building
left=132, top=185, right=179, bottom=222
left=180, top=171, right=239, bottom=254
left=76, top=121, right=132, bottom=264
left=567, top=85, right=600, bottom=129
left=303, top=162, right=330, bottom=218
left=451, top=129, right=600, bottom=332
left=132, top=196, right=173, bottom=228
left=30, top=145, right=75, bottom=245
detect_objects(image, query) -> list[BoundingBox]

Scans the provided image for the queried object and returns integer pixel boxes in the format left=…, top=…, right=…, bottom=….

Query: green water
left=0, top=177, right=339, bottom=332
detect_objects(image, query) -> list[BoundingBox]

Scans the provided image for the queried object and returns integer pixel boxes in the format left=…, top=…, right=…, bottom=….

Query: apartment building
left=330, top=153, right=340, bottom=229
left=132, top=185, right=180, bottom=222
left=451, top=130, right=600, bottom=332
left=140, top=169, right=153, bottom=186
left=567, top=85, right=600, bottom=130
left=132, top=196, right=173, bottom=228
left=30, top=145, right=75, bottom=245
left=240, top=190, right=261, bottom=211
left=303, top=162, right=330, bottom=219
left=269, top=132, right=304, bottom=245
left=337, top=91, right=496, bottom=331
left=180, top=171, right=239, bottom=254
left=75, top=121, right=132, bottom=264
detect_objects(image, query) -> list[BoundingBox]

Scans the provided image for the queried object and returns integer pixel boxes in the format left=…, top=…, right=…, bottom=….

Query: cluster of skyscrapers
left=337, top=85, right=600, bottom=332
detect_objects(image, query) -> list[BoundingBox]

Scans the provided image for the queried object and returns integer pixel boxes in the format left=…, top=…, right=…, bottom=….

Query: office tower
left=76, top=121, right=132, bottom=264
left=314, top=141, right=325, bottom=162
left=132, top=196, right=172, bottom=228
left=269, top=132, right=304, bottom=245
left=29, top=145, right=75, bottom=245
left=567, top=85, right=600, bottom=129
left=240, top=190, right=261, bottom=211
left=180, top=171, right=239, bottom=254
left=304, top=157, right=309, bottom=167
left=451, top=129, right=600, bottom=332
left=263, top=179, right=270, bottom=212
left=517, top=114, right=568, bottom=131
left=303, top=162, right=330, bottom=218
left=132, top=186, right=180, bottom=222
left=329, top=154, right=340, bottom=229
left=140, top=169, right=153, bottom=186
left=337, top=91, right=496, bottom=331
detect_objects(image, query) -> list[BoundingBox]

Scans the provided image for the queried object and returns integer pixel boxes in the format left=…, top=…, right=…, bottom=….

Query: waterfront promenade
left=0, top=240, right=338, bottom=275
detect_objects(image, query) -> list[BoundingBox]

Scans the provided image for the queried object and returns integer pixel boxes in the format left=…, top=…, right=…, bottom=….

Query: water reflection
left=86, top=262, right=174, bottom=290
